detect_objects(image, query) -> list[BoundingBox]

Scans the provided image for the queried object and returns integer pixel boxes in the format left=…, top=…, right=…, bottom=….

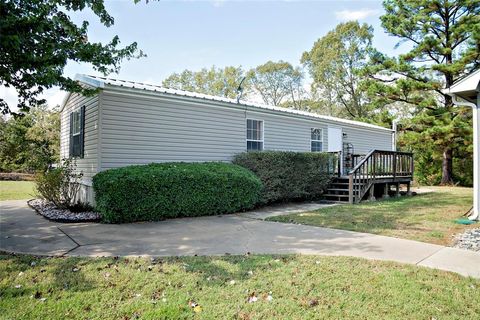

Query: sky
left=2, top=0, right=409, bottom=111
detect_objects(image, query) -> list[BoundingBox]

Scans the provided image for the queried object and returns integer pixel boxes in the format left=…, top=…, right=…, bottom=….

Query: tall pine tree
left=367, top=0, right=479, bottom=184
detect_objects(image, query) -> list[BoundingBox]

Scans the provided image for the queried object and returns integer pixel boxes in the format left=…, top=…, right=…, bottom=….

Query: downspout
left=392, top=120, right=398, bottom=152
left=450, top=95, right=479, bottom=221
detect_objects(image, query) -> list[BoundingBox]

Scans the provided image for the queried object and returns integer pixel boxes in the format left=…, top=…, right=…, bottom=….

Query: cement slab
left=0, top=200, right=77, bottom=256
left=1, top=200, right=479, bottom=279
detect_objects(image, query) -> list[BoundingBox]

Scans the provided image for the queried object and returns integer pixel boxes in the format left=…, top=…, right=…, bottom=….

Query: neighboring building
left=444, top=69, right=480, bottom=221
left=60, top=74, right=396, bottom=204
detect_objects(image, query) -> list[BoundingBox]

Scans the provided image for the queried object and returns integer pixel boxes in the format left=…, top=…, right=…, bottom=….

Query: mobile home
left=61, top=74, right=404, bottom=204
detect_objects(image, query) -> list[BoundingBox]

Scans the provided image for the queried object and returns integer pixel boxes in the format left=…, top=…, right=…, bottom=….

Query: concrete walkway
left=1, top=200, right=480, bottom=278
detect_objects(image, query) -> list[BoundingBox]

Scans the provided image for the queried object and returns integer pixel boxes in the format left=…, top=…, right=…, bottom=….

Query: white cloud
left=335, top=9, right=379, bottom=21
left=45, top=89, right=66, bottom=108
left=211, top=0, right=225, bottom=8
left=0, top=85, right=65, bottom=112
left=0, top=86, right=19, bottom=111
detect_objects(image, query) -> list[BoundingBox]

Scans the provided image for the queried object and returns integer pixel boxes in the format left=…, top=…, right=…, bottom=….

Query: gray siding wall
left=98, top=88, right=392, bottom=173
left=60, top=92, right=99, bottom=183
left=342, top=125, right=392, bottom=154
left=245, top=109, right=327, bottom=151
left=99, top=91, right=246, bottom=169
left=246, top=110, right=392, bottom=154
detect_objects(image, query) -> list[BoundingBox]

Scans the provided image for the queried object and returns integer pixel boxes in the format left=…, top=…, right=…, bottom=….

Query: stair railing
left=348, top=150, right=414, bottom=204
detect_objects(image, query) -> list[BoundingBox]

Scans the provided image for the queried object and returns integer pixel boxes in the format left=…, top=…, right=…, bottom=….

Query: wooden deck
left=324, top=150, right=414, bottom=203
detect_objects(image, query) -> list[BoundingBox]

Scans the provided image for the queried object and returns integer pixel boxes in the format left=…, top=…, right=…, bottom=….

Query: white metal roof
left=443, top=69, right=480, bottom=104
left=445, top=69, right=480, bottom=94
left=73, top=74, right=393, bottom=132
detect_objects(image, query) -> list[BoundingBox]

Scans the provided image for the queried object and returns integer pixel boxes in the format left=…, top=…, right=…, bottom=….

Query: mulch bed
left=28, top=199, right=101, bottom=223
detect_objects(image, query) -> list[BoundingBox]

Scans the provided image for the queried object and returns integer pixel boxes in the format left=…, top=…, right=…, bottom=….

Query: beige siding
left=99, top=91, right=246, bottom=169
left=245, top=109, right=328, bottom=152
left=343, top=125, right=393, bottom=154
left=98, top=89, right=392, bottom=172
left=245, top=109, right=392, bottom=154
left=60, top=93, right=99, bottom=183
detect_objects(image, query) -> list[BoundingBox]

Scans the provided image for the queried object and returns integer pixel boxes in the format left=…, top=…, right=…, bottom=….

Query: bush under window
left=35, top=158, right=84, bottom=209
left=92, top=162, right=263, bottom=223
left=233, top=151, right=336, bottom=204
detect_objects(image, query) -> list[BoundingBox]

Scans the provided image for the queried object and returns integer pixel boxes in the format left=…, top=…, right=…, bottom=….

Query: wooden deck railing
left=348, top=150, right=414, bottom=204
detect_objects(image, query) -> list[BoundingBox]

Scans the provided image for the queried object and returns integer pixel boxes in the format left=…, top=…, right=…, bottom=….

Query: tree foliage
left=366, top=0, right=479, bottom=184
left=0, top=0, right=144, bottom=115
left=0, top=106, right=60, bottom=172
left=302, top=21, right=377, bottom=119
left=247, top=61, right=307, bottom=108
left=162, top=66, right=247, bottom=99
left=162, top=62, right=308, bottom=108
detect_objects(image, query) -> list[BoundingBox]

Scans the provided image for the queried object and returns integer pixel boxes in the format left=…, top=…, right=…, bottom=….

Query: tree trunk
left=441, top=147, right=454, bottom=185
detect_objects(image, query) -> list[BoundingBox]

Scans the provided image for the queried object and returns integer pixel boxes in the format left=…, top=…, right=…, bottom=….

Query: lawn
left=268, top=187, right=475, bottom=245
left=0, top=253, right=478, bottom=319
left=0, top=181, right=36, bottom=201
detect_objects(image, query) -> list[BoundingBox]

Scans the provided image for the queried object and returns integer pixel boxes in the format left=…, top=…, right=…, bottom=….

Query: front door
left=328, top=127, right=343, bottom=175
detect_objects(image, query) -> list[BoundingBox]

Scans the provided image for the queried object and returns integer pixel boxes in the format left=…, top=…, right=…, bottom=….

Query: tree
left=366, top=0, right=479, bottom=184
left=248, top=61, right=306, bottom=107
left=302, top=21, right=377, bottom=119
left=162, top=66, right=247, bottom=99
left=398, top=108, right=473, bottom=186
left=0, top=105, right=60, bottom=172
left=0, top=0, right=144, bottom=115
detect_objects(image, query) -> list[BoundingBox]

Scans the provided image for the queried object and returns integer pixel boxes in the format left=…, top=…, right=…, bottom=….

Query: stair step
left=323, top=194, right=350, bottom=198
left=330, top=183, right=362, bottom=187
left=327, top=188, right=350, bottom=192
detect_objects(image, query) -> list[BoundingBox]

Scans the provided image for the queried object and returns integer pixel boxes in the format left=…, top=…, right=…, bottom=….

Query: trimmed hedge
left=93, top=162, right=262, bottom=223
left=233, top=151, right=335, bottom=204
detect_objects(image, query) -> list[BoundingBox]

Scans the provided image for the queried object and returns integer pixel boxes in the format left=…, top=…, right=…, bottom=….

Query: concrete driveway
left=1, top=200, right=480, bottom=278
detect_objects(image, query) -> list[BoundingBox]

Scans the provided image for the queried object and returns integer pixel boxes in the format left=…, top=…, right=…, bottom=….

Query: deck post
left=368, top=184, right=376, bottom=201
left=383, top=183, right=390, bottom=199
left=395, top=182, right=401, bottom=197
left=406, top=182, right=412, bottom=196
left=348, top=175, right=354, bottom=204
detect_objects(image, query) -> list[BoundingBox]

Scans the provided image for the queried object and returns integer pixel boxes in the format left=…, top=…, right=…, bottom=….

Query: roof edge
left=59, top=74, right=106, bottom=111
left=76, top=74, right=393, bottom=132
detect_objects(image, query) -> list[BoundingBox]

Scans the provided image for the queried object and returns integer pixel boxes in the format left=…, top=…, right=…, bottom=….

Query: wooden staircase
left=323, top=177, right=352, bottom=202
left=323, top=176, right=369, bottom=202
left=323, top=150, right=414, bottom=204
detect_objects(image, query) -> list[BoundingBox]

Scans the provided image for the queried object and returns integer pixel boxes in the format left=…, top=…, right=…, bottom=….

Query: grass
left=0, top=254, right=478, bottom=319
left=0, top=181, right=36, bottom=201
left=268, top=187, right=475, bottom=245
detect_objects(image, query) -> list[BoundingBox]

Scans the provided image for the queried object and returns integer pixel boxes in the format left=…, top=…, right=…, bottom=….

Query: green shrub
left=35, top=158, right=84, bottom=209
left=92, top=162, right=263, bottom=223
left=233, top=151, right=335, bottom=204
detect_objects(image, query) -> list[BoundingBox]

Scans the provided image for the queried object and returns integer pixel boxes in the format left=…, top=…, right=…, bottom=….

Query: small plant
left=35, top=158, right=84, bottom=209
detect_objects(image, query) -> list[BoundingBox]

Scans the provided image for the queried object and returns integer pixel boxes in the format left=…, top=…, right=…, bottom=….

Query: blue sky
left=3, top=0, right=409, bottom=109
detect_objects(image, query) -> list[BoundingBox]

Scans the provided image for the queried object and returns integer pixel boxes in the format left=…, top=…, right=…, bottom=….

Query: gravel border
left=453, top=228, right=480, bottom=252
left=28, top=199, right=101, bottom=223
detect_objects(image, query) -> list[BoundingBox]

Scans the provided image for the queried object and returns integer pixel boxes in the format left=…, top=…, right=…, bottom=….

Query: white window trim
left=246, top=118, right=264, bottom=151
left=72, top=109, right=81, bottom=136
left=311, top=128, right=323, bottom=152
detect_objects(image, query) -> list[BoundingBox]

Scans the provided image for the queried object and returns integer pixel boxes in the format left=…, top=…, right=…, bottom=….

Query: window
left=72, top=111, right=81, bottom=136
left=247, top=119, right=263, bottom=151
left=311, top=128, right=323, bottom=152
left=69, top=106, right=85, bottom=158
